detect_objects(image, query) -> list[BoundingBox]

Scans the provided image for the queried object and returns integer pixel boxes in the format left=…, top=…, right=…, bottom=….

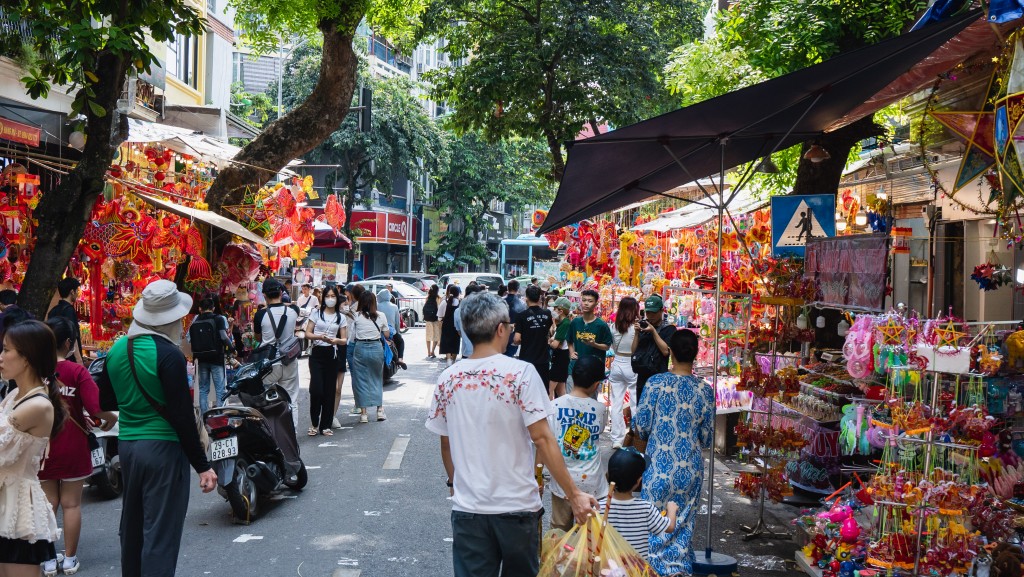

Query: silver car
left=437, top=273, right=504, bottom=293
left=356, top=280, right=426, bottom=325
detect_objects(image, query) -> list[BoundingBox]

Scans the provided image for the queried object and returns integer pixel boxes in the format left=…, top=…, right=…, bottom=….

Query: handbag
left=68, top=414, right=100, bottom=451
left=375, top=317, right=400, bottom=378
left=127, top=337, right=210, bottom=452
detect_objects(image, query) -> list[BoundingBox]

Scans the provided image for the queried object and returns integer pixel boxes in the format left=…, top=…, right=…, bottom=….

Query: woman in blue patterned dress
left=632, top=329, right=714, bottom=576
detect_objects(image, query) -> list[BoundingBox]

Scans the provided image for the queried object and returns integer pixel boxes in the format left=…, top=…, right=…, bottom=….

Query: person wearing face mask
left=304, top=286, right=348, bottom=436
left=547, top=297, right=573, bottom=400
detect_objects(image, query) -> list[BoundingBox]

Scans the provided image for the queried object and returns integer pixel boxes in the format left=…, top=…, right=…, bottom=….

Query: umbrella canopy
left=538, top=10, right=979, bottom=234
left=632, top=188, right=767, bottom=233
left=312, top=219, right=353, bottom=249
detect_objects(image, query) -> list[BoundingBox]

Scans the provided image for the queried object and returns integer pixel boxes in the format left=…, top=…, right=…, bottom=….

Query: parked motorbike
left=204, top=356, right=306, bottom=524
left=399, top=308, right=414, bottom=334
left=87, top=358, right=122, bottom=499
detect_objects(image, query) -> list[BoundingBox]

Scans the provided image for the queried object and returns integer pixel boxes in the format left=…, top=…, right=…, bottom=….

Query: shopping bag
left=538, top=499, right=656, bottom=576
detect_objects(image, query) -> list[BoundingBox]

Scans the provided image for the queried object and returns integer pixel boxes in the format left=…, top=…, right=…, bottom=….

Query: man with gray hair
left=427, top=292, right=597, bottom=577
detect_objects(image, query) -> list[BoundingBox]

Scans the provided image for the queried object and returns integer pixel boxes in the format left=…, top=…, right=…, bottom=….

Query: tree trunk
left=792, top=115, right=882, bottom=196
left=18, top=52, right=128, bottom=319
left=545, top=129, right=565, bottom=183
left=204, top=18, right=362, bottom=256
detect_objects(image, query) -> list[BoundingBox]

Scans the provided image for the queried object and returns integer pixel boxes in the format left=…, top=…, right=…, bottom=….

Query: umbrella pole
left=692, top=139, right=738, bottom=576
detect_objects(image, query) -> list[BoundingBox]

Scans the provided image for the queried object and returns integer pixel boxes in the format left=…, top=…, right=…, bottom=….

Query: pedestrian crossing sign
left=770, top=194, right=836, bottom=257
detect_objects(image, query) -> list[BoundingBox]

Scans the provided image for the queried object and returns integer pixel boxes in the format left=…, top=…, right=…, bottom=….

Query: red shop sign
left=0, top=117, right=41, bottom=147
left=349, top=210, right=419, bottom=245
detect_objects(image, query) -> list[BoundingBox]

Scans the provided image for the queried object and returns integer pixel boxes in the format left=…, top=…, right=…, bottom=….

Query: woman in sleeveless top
left=608, top=297, right=639, bottom=447
left=304, top=286, right=348, bottom=436
left=348, top=291, right=389, bottom=423
left=0, top=320, right=68, bottom=574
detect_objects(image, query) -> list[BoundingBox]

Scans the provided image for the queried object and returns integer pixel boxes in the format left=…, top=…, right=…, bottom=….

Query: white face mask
left=325, top=298, right=338, bottom=308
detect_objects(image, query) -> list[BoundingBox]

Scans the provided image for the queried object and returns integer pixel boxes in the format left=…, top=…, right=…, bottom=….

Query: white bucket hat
left=132, top=280, right=193, bottom=326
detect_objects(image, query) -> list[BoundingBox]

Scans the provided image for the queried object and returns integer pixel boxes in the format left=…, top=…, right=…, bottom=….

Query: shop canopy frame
left=133, top=191, right=273, bottom=248
left=536, top=10, right=981, bottom=573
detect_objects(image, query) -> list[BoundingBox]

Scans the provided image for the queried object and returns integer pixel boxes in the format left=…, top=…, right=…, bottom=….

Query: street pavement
left=68, top=329, right=805, bottom=577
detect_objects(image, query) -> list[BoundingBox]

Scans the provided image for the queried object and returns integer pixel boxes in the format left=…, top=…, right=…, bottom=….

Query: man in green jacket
left=98, top=280, right=216, bottom=577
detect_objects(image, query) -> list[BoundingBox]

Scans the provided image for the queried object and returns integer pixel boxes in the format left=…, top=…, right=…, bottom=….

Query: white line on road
left=382, top=436, right=411, bottom=470
left=333, top=570, right=361, bottom=577
left=233, top=534, right=264, bottom=543
left=306, top=466, right=322, bottom=469
left=319, top=442, right=340, bottom=447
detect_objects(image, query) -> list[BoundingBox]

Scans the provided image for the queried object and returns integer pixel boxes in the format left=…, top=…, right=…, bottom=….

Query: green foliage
left=283, top=44, right=448, bottom=205
left=420, top=0, right=707, bottom=178
left=1, top=1, right=204, bottom=122
left=229, top=82, right=275, bottom=131
left=664, top=37, right=768, bottom=107
left=717, top=0, right=928, bottom=77
left=432, top=133, right=553, bottom=271
left=228, top=0, right=428, bottom=55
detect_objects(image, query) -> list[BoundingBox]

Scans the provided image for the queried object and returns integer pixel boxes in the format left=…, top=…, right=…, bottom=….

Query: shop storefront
left=349, top=209, right=421, bottom=279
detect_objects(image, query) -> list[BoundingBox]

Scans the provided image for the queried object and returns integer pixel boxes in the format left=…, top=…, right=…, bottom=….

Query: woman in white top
left=304, top=286, right=348, bottom=436
left=348, top=291, right=390, bottom=423
left=0, top=320, right=67, bottom=573
left=608, top=297, right=640, bottom=447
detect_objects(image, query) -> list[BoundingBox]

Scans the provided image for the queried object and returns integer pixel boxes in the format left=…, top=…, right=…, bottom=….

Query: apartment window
left=489, top=199, right=505, bottom=213
left=167, top=32, right=199, bottom=89
left=232, top=52, right=244, bottom=84
left=207, top=0, right=216, bottom=12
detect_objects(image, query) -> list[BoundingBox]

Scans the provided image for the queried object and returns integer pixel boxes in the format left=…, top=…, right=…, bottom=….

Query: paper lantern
left=186, top=255, right=213, bottom=281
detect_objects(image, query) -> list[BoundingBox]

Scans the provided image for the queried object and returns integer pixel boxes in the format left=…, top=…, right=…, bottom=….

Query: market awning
left=312, top=220, right=353, bottom=250
left=632, top=188, right=767, bottom=232
left=538, top=10, right=980, bottom=234
left=133, top=192, right=273, bottom=248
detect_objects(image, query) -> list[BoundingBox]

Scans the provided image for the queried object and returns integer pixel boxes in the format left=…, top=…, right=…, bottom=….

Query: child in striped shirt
left=597, top=448, right=678, bottom=559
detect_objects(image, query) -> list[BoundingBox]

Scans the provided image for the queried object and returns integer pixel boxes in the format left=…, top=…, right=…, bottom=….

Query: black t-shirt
left=47, top=300, right=81, bottom=348
left=634, top=321, right=676, bottom=376
left=515, top=305, right=553, bottom=367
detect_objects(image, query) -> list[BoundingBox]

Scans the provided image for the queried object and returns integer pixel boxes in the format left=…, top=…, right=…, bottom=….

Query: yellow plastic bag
left=539, top=515, right=656, bottom=577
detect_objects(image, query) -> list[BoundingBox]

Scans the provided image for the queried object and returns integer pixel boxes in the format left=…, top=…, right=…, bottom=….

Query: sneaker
left=359, top=413, right=369, bottom=424
left=42, top=558, right=58, bottom=577
left=377, top=408, right=387, bottom=421
left=331, top=418, right=342, bottom=429
left=349, top=407, right=361, bottom=415
left=63, top=555, right=81, bottom=575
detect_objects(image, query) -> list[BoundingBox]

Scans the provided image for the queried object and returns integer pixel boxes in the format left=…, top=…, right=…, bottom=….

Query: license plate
left=209, top=436, right=239, bottom=461
left=90, top=447, right=104, bottom=468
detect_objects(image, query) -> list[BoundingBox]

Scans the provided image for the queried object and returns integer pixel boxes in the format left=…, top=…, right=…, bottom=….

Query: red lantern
left=109, top=165, right=122, bottom=178
left=125, top=160, right=137, bottom=173
left=154, top=171, right=165, bottom=182
left=144, top=148, right=157, bottom=160
left=162, top=150, right=173, bottom=163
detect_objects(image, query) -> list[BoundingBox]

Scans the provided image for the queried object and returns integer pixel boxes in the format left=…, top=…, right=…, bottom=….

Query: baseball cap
left=553, top=296, right=573, bottom=312
left=262, top=278, right=284, bottom=295
left=644, top=294, right=664, bottom=312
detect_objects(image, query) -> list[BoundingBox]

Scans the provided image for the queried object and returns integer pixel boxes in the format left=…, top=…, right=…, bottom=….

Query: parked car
left=364, top=273, right=437, bottom=293
left=437, top=273, right=505, bottom=293
left=356, top=280, right=426, bottom=325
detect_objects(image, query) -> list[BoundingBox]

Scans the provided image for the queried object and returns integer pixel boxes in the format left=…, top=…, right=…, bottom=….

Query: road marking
left=382, top=436, right=411, bottom=470
left=306, top=466, right=322, bottom=470
left=364, top=511, right=382, bottom=516
left=337, top=558, right=360, bottom=567
left=319, top=442, right=340, bottom=447
left=269, top=494, right=297, bottom=500
left=333, top=570, right=361, bottom=577
left=233, top=534, right=264, bottom=543
left=443, top=538, right=453, bottom=542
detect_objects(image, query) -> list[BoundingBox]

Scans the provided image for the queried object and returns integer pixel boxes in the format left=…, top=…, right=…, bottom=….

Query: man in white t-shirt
left=426, top=292, right=597, bottom=577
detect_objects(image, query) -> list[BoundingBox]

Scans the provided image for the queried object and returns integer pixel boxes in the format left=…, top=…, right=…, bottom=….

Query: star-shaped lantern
left=876, top=316, right=907, bottom=346
left=932, top=319, right=967, bottom=349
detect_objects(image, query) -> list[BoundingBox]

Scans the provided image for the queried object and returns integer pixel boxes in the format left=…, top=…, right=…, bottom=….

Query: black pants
left=452, top=509, right=542, bottom=577
left=636, top=372, right=654, bottom=405
left=308, top=346, right=340, bottom=431
left=393, top=331, right=405, bottom=359
left=120, top=439, right=190, bottom=577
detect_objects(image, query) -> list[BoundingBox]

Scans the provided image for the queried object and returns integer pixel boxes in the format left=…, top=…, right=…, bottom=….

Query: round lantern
left=68, top=131, right=86, bottom=150
left=109, top=165, right=122, bottom=178
left=154, top=171, right=165, bottom=182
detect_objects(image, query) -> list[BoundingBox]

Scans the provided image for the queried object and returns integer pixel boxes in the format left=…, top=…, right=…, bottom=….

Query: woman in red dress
left=38, top=317, right=117, bottom=576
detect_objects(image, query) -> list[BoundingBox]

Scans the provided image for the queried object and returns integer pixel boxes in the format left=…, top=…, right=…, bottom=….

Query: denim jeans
left=451, top=509, right=542, bottom=577
left=197, top=362, right=226, bottom=413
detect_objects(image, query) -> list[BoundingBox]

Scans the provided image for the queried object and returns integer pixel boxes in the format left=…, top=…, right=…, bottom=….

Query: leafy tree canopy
left=432, top=132, right=553, bottom=271
left=419, top=0, right=707, bottom=180
left=228, top=0, right=427, bottom=54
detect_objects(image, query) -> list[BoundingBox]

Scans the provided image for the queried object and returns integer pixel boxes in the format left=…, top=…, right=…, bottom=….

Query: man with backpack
left=188, top=297, right=231, bottom=413
left=253, top=278, right=302, bottom=430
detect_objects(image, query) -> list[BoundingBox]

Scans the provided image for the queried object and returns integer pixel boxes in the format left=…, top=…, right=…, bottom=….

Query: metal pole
left=407, top=181, right=414, bottom=273
left=705, top=139, right=726, bottom=558
left=277, top=45, right=283, bottom=119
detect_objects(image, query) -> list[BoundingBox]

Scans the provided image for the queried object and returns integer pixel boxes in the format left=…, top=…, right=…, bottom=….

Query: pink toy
left=840, top=517, right=861, bottom=543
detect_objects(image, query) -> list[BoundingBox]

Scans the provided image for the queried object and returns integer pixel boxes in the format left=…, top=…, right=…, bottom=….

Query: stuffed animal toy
left=990, top=543, right=1024, bottom=577
left=1007, top=331, right=1024, bottom=370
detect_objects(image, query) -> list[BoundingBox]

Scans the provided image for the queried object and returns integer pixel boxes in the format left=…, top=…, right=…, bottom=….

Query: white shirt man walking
left=426, top=292, right=597, bottom=577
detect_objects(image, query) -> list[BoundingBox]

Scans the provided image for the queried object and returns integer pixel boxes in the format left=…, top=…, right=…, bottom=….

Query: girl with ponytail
left=0, top=319, right=65, bottom=572
left=38, top=317, right=117, bottom=575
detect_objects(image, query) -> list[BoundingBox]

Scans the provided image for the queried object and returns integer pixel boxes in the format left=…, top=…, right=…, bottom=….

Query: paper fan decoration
left=186, top=255, right=213, bottom=282
left=275, top=187, right=297, bottom=218
left=325, top=195, right=346, bottom=229
left=182, top=226, right=204, bottom=256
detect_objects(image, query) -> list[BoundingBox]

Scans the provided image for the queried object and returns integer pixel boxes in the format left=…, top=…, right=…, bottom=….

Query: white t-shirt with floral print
left=426, top=354, right=552, bottom=514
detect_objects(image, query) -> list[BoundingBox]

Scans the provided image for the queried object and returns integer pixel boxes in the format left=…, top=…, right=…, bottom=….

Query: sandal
left=321, top=429, right=334, bottom=436
left=307, top=427, right=319, bottom=436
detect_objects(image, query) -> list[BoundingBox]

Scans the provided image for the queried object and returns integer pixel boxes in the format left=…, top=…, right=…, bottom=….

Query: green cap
left=553, top=296, right=573, bottom=311
left=644, top=294, right=664, bottom=312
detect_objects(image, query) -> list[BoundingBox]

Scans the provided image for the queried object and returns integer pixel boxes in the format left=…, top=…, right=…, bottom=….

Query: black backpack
left=189, top=317, right=222, bottom=363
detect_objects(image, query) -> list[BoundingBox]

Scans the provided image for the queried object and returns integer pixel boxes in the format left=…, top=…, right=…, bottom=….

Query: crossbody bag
left=127, top=336, right=209, bottom=451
